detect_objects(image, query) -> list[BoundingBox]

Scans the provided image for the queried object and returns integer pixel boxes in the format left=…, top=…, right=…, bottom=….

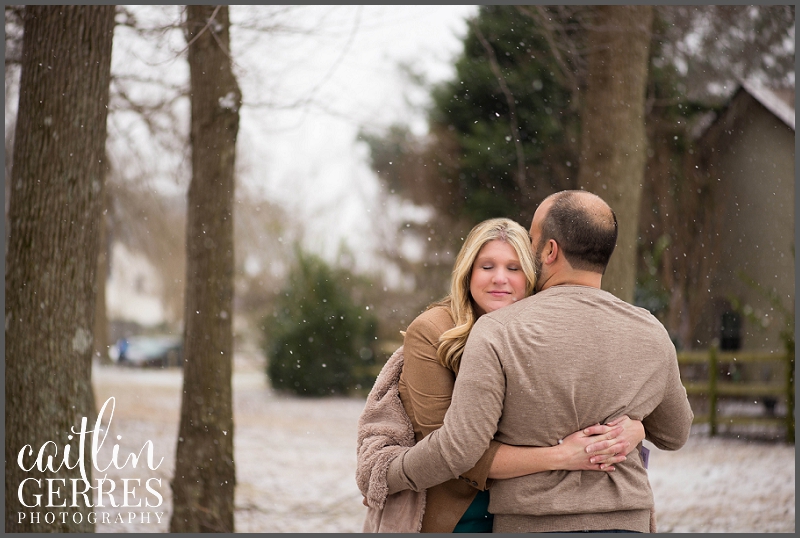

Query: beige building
left=695, top=82, right=795, bottom=352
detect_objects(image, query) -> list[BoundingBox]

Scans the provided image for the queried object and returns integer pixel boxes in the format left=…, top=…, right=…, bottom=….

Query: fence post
left=786, top=338, right=795, bottom=444
left=709, top=345, right=718, bottom=437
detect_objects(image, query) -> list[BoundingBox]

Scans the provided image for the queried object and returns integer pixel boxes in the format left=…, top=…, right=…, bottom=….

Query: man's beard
left=533, top=241, right=543, bottom=291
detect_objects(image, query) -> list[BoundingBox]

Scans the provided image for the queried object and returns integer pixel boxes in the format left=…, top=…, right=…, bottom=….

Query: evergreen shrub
left=262, top=249, right=379, bottom=397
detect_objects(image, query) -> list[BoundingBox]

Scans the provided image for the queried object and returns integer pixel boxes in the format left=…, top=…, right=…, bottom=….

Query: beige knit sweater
left=386, top=285, right=694, bottom=533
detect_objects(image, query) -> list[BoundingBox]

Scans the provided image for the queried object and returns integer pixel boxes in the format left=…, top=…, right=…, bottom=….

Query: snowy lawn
left=91, top=355, right=794, bottom=533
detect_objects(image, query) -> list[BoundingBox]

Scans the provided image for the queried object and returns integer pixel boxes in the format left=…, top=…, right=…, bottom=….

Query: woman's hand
left=487, top=417, right=646, bottom=479
left=556, top=416, right=644, bottom=472
left=582, top=416, right=645, bottom=470
left=556, top=424, right=626, bottom=472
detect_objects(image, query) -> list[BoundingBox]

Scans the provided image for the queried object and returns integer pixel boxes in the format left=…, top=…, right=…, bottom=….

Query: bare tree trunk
left=170, top=5, right=240, bottom=533
left=577, top=5, right=653, bottom=303
left=94, top=182, right=111, bottom=364
left=4, top=5, right=115, bottom=532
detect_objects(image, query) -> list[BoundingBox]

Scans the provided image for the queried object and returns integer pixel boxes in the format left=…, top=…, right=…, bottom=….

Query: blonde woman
left=358, top=218, right=645, bottom=533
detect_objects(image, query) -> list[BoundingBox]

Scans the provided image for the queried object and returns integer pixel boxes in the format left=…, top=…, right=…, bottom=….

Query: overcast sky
left=92, top=4, right=479, bottom=280
left=228, top=5, right=479, bottom=269
left=70, top=5, right=479, bottom=325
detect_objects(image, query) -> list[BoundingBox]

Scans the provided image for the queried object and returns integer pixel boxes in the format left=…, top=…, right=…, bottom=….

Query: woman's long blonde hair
left=430, top=218, right=536, bottom=374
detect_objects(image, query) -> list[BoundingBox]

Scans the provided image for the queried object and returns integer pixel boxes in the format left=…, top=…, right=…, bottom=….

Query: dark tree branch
left=470, top=19, right=529, bottom=199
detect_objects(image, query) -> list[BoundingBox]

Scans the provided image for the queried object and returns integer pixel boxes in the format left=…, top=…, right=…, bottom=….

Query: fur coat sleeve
left=356, top=346, right=426, bottom=532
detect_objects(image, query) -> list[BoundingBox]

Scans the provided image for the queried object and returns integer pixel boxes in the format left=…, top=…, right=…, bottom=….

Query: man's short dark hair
left=537, top=190, right=618, bottom=274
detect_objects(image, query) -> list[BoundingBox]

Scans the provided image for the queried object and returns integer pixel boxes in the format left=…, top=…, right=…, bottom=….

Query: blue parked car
left=111, top=335, right=183, bottom=368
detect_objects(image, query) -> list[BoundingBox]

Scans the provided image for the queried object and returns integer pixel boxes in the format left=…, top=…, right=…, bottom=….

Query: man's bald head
left=535, top=190, right=618, bottom=274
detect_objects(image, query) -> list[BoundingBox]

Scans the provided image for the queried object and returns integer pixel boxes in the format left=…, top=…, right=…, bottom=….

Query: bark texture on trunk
left=577, top=5, right=654, bottom=303
left=4, top=5, right=115, bottom=532
left=169, top=5, right=240, bottom=533
left=94, top=184, right=111, bottom=364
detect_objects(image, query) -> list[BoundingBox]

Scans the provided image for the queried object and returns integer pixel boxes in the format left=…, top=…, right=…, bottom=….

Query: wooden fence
left=677, top=344, right=795, bottom=443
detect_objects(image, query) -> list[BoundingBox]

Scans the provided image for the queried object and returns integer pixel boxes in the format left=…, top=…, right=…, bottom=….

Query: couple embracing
left=357, top=190, right=694, bottom=533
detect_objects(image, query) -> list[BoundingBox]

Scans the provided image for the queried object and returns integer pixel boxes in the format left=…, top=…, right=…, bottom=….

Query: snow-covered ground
left=90, top=352, right=795, bottom=533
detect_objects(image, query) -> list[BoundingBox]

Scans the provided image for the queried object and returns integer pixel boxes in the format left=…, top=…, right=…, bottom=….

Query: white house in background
left=106, top=242, right=166, bottom=327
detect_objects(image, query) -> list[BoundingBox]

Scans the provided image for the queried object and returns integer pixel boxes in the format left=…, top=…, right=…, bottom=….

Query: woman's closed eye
left=480, top=264, right=518, bottom=271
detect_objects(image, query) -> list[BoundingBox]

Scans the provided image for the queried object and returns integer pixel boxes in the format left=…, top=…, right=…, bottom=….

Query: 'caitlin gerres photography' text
left=15, top=397, right=166, bottom=527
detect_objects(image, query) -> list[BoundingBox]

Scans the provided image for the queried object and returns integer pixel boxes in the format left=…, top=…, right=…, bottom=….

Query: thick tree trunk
left=94, top=184, right=111, bottom=364
left=577, top=5, right=653, bottom=303
left=170, top=5, right=240, bottom=533
left=4, top=5, right=115, bottom=532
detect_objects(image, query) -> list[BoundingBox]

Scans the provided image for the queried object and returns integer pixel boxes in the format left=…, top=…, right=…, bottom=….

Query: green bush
left=262, top=249, right=379, bottom=397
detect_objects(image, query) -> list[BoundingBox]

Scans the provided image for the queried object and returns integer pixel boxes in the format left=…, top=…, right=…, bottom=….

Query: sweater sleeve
left=388, top=316, right=506, bottom=494
left=642, top=346, right=694, bottom=450
left=402, top=309, right=501, bottom=491
left=459, top=440, right=502, bottom=490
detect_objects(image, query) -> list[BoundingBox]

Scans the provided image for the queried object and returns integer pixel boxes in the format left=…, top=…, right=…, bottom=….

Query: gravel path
left=90, top=357, right=795, bottom=533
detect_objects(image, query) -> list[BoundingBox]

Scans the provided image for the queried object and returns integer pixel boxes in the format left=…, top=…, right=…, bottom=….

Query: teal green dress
left=453, top=489, right=493, bottom=533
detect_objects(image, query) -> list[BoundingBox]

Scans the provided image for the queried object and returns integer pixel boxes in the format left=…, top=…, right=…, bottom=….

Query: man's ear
left=544, top=239, right=559, bottom=265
